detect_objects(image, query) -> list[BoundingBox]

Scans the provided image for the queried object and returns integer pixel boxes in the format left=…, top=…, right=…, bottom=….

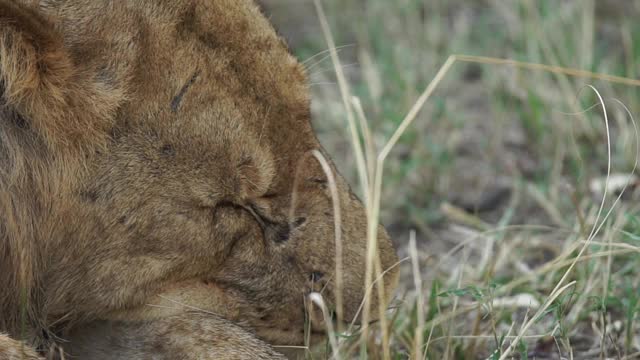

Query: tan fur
left=0, top=0, right=399, bottom=358
left=0, top=334, right=42, bottom=360
left=66, top=314, right=287, bottom=359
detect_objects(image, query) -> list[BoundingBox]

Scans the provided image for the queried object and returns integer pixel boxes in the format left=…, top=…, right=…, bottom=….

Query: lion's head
left=0, top=0, right=399, bottom=356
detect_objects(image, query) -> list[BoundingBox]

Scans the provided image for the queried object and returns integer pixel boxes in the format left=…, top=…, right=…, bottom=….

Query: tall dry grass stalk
left=409, top=231, right=425, bottom=359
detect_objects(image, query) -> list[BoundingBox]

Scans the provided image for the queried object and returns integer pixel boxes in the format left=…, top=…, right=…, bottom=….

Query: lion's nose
left=309, top=271, right=324, bottom=282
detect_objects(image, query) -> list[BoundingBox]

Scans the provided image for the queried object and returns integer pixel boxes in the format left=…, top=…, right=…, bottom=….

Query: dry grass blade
left=312, top=0, right=369, bottom=201
left=409, top=231, right=425, bottom=360
left=454, top=55, right=640, bottom=87
left=351, top=97, right=376, bottom=186
left=311, top=149, right=344, bottom=326
left=309, top=292, right=340, bottom=359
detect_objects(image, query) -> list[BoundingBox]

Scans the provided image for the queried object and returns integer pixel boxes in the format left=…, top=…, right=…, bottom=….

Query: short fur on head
left=0, top=0, right=399, bottom=358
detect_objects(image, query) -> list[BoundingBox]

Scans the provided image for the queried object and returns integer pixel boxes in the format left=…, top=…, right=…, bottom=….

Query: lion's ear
left=0, top=1, right=124, bottom=150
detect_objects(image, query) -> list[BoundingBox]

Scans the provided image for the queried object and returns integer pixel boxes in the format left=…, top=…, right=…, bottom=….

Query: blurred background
left=260, top=1, right=640, bottom=358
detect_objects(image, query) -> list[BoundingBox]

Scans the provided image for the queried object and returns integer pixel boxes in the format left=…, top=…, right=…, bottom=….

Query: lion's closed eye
left=242, top=204, right=307, bottom=243
left=292, top=216, right=307, bottom=229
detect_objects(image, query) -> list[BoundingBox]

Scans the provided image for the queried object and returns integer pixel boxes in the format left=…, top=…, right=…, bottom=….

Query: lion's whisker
left=156, top=295, right=219, bottom=317
left=257, top=105, right=271, bottom=146
left=145, top=304, right=181, bottom=311
left=309, top=63, right=359, bottom=79
left=309, top=82, right=337, bottom=87
left=347, top=257, right=409, bottom=332
left=272, top=345, right=309, bottom=349
left=301, top=44, right=354, bottom=67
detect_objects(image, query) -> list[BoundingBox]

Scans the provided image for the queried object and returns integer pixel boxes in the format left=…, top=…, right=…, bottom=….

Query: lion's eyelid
left=308, top=177, right=327, bottom=184
left=243, top=203, right=268, bottom=230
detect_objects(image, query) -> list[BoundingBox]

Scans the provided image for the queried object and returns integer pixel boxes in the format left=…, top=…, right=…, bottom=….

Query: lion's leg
left=0, top=334, right=42, bottom=360
left=64, top=313, right=286, bottom=360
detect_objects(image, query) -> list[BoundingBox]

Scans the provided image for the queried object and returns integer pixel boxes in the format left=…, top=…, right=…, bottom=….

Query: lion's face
left=0, top=0, right=398, bottom=351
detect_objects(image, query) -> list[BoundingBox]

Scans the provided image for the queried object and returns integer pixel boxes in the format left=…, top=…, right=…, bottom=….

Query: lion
left=0, top=0, right=399, bottom=358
